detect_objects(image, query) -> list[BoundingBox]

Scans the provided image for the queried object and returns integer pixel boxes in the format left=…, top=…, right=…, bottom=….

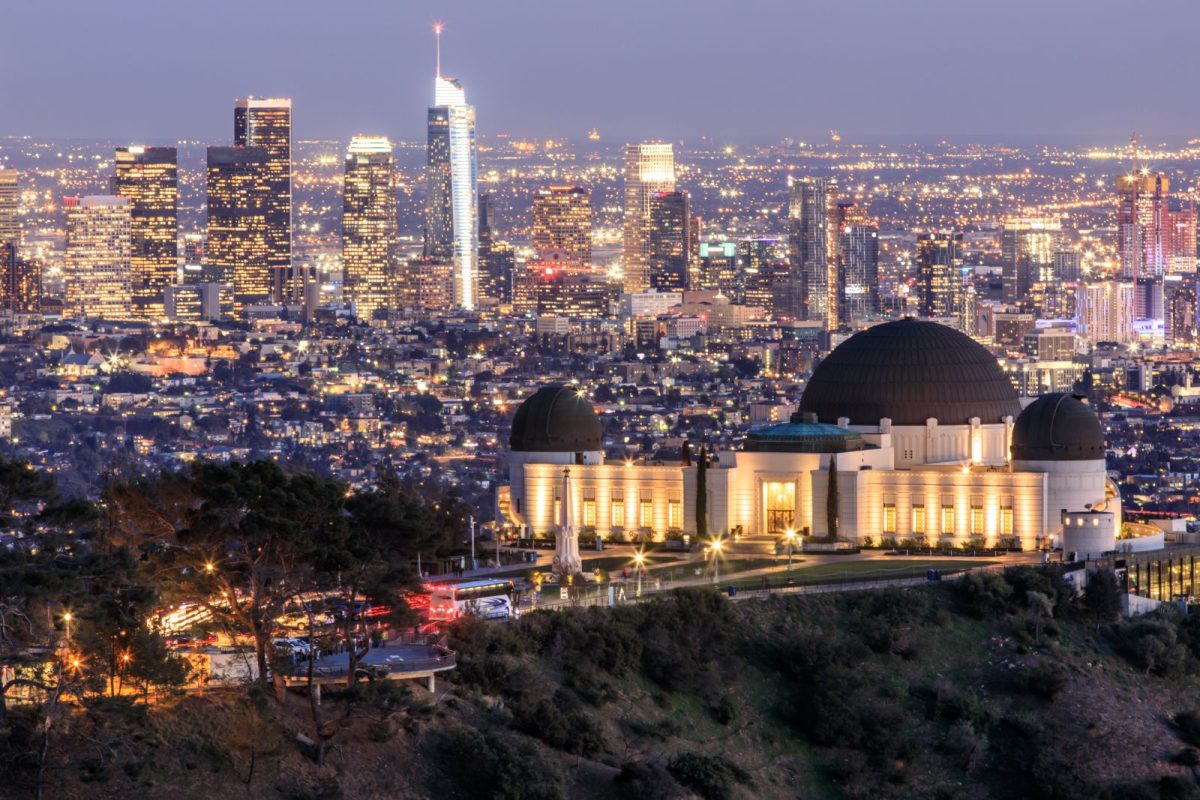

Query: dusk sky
left=3, top=0, right=1199, bottom=144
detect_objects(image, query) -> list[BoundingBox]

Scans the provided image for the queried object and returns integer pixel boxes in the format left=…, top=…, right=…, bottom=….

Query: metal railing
left=282, top=650, right=457, bottom=684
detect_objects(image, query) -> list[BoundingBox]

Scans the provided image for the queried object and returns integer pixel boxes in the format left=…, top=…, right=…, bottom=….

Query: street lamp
left=62, top=611, right=73, bottom=641
left=710, top=537, right=724, bottom=584
left=633, top=550, right=645, bottom=598
left=784, top=528, right=796, bottom=572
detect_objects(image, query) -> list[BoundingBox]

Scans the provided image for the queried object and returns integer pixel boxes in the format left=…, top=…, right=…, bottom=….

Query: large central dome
left=509, top=385, right=603, bottom=453
left=799, top=319, right=1021, bottom=426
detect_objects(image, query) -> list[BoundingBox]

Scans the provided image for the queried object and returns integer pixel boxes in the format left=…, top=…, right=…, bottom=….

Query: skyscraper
left=1001, top=217, right=1061, bottom=313
left=0, top=169, right=18, bottom=251
left=696, top=241, right=739, bottom=297
left=648, top=191, right=691, bottom=291
left=532, top=186, right=592, bottom=266
left=788, top=176, right=839, bottom=329
left=206, top=146, right=270, bottom=319
left=1117, top=172, right=1169, bottom=282
left=622, top=142, right=675, bottom=293
left=113, top=146, right=178, bottom=320
left=64, top=195, right=132, bottom=319
left=425, top=27, right=479, bottom=310
left=234, top=98, right=292, bottom=302
left=839, top=208, right=879, bottom=324
left=916, top=231, right=963, bottom=320
left=1076, top=281, right=1136, bottom=345
left=342, top=136, right=397, bottom=323
left=0, top=248, right=40, bottom=314
left=1165, top=275, right=1198, bottom=346
left=478, top=193, right=515, bottom=303
left=739, top=238, right=786, bottom=309
left=1167, top=204, right=1197, bottom=275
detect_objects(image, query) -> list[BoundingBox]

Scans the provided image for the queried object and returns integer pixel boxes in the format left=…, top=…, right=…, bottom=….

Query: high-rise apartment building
left=234, top=98, right=292, bottom=302
left=206, top=146, right=271, bottom=318
left=622, top=142, right=675, bottom=293
left=532, top=186, right=591, bottom=267
left=113, top=146, right=178, bottom=320
left=647, top=191, right=691, bottom=291
left=0, top=169, right=18, bottom=251
left=425, top=29, right=478, bottom=310
left=838, top=204, right=879, bottom=324
left=341, top=136, right=397, bottom=323
left=1076, top=281, right=1136, bottom=345
left=1117, top=172, right=1169, bottom=282
left=1167, top=204, right=1197, bottom=275
left=788, top=176, right=839, bottom=329
left=1165, top=275, right=1198, bottom=345
left=65, top=195, right=132, bottom=319
left=916, top=231, right=963, bottom=319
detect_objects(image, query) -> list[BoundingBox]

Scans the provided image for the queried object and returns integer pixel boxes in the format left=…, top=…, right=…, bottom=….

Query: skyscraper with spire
left=425, top=25, right=479, bottom=310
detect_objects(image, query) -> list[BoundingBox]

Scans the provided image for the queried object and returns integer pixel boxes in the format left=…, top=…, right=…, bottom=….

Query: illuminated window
left=611, top=499, right=625, bottom=528
left=912, top=504, right=926, bottom=535
left=941, top=496, right=955, bottom=534
left=1000, top=498, right=1013, bottom=536
left=640, top=499, right=653, bottom=528
left=971, top=496, right=984, bottom=535
left=883, top=502, right=896, bottom=534
left=668, top=501, right=682, bottom=529
left=582, top=499, right=596, bottom=527
left=553, top=497, right=561, bottom=524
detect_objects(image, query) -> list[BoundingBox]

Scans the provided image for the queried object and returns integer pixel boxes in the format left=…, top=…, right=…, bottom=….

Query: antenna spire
left=433, top=22, right=443, bottom=78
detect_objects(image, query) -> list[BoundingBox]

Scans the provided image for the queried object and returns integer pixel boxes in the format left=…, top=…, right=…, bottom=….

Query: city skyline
left=5, top=0, right=1200, bottom=143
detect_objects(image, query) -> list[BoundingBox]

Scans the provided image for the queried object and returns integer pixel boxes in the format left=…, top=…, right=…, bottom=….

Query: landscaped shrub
left=613, top=761, right=686, bottom=800
left=440, top=728, right=567, bottom=800
left=1011, top=661, right=1069, bottom=699
left=1081, top=569, right=1123, bottom=624
left=666, top=752, right=750, bottom=800
left=957, top=570, right=1014, bottom=617
left=1116, top=619, right=1191, bottom=676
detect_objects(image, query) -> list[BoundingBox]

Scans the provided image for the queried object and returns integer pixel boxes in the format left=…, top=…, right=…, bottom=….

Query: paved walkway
left=521, top=553, right=1036, bottom=612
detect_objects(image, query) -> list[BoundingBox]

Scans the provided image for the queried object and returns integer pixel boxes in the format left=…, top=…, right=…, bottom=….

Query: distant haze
left=2, top=0, right=1198, bottom=144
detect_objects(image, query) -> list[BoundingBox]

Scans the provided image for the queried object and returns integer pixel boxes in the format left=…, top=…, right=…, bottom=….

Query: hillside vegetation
left=9, top=566, right=1200, bottom=800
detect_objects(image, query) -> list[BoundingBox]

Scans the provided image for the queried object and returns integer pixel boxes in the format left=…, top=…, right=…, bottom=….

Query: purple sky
left=3, top=0, right=1198, bottom=144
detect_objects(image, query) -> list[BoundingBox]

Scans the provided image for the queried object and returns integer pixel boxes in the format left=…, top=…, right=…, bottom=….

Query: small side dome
left=509, top=385, right=603, bottom=453
left=1011, top=393, right=1105, bottom=461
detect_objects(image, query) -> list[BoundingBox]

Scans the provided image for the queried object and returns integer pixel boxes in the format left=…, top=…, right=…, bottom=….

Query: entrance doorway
left=763, top=481, right=796, bottom=534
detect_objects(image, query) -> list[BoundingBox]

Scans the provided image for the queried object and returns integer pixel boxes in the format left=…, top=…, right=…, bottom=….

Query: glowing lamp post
left=633, top=551, right=645, bottom=598
left=710, top=537, right=724, bottom=584
left=62, top=611, right=73, bottom=641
